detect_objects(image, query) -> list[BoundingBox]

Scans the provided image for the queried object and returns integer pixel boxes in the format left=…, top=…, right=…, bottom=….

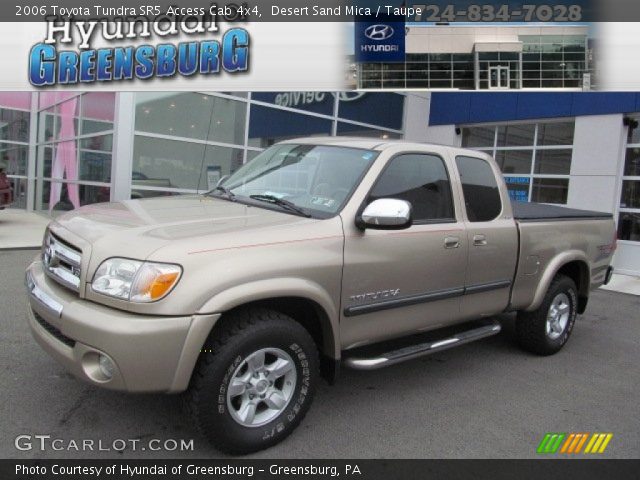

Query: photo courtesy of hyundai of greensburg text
left=0, top=1, right=639, bottom=479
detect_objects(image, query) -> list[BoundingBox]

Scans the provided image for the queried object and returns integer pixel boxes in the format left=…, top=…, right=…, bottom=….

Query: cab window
left=455, top=155, right=502, bottom=222
left=368, top=153, right=455, bottom=223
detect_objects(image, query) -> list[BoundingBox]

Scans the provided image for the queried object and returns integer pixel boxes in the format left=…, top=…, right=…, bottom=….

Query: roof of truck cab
left=280, top=137, right=492, bottom=158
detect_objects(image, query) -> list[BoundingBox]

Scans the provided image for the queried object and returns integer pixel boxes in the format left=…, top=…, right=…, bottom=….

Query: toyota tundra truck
left=25, top=138, right=616, bottom=453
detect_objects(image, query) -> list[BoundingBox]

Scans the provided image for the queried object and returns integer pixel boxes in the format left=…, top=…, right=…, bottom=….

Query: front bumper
left=25, top=260, right=220, bottom=393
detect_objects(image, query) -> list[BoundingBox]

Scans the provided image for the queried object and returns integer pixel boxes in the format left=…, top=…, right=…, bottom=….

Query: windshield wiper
left=207, top=185, right=236, bottom=201
left=249, top=194, right=311, bottom=218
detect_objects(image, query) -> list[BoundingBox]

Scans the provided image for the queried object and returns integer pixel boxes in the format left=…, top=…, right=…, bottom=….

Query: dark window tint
left=369, top=154, right=454, bottom=222
left=455, top=156, right=502, bottom=222
left=618, top=212, right=640, bottom=242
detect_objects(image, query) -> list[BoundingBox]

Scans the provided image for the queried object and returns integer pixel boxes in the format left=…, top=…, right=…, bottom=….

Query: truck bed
left=512, top=201, right=613, bottom=222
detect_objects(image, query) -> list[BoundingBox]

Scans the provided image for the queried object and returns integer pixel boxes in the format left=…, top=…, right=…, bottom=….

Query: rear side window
left=455, top=156, right=502, bottom=222
left=369, top=153, right=455, bottom=223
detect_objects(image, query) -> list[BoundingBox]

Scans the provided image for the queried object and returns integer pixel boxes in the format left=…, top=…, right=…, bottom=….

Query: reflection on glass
left=535, top=149, right=572, bottom=175
left=222, top=144, right=378, bottom=216
left=495, top=150, right=532, bottom=174
left=247, top=106, right=332, bottom=148
left=135, top=93, right=246, bottom=145
left=0, top=143, right=28, bottom=176
left=532, top=178, right=569, bottom=204
left=40, top=181, right=110, bottom=212
left=0, top=108, right=30, bottom=142
left=133, top=136, right=244, bottom=190
left=620, top=180, right=640, bottom=209
left=618, top=212, right=640, bottom=242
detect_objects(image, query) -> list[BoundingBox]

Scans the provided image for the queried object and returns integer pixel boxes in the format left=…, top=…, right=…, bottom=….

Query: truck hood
left=51, top=195, right=317, bottom=261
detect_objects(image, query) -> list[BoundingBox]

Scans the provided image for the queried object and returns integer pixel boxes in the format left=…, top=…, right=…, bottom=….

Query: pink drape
left=49, top=98, right=80, bottom=211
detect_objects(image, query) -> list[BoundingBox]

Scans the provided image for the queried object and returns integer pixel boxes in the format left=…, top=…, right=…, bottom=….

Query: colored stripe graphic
left=584, top=433, right=613, bottom=454
left=540, top=433, right=613, bottom=454
left=537, top=433, right=566, bottom=454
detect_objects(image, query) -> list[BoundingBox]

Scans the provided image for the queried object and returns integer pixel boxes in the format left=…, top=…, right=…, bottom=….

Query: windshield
left=217, top=143, right=378, bottom=217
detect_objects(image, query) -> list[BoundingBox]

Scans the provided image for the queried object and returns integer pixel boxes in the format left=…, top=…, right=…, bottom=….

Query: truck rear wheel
left=516, top=274, right=578, bottom=356
left=185, top=307, right=319, bottom=454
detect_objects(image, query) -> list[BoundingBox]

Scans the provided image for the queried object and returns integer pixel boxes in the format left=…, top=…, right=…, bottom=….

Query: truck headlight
left=91, top=258, right=182, bottom=303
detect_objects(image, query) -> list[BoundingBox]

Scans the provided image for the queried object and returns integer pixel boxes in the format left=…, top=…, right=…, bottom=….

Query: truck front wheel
left=185, top=307, right=319, bottom=454
left=516, top=274, right=578, bottom=356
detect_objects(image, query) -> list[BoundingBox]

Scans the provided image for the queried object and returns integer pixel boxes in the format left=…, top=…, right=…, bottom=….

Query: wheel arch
left=195, top=278, right=340, bottom=382
left=526, top=251, right=591, bottom=314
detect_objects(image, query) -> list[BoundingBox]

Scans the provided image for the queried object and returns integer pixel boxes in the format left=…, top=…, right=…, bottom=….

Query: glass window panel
left=497, top=124, right=535, bottom=147
left=531, top=178, right=569, bottom=204
left=627, top=120, right=640, bottom=144
left=504, top=176, right=531, bottom=202
left=461, top=126, right=495, bottom=148
left=79, top=135, right=113, bottom=183
left=624, top=147, right=640, bottom=176
left=38, top=145, right=53, bottom=178
left=455, top=156, right=502, bottom=222
left=535, top=149, right=572, bottom=174
left=0, top=107, right=30, bottom=142
left=479, top=53, right=500, bottom=61
left=495, top=150, right=532, bottom=174
left=248, top=106, right=332, bottom=148
left=136, top=93, right=246, bottom=145
left=369, top=154, right=455, bottom=222
left=41, top=181, right=110, bottom=212
left=620, top=180, right=640, bottom=209
left=618, top=212, right=640, bottom=242
left=131, top=189, right=180, bottom=200
left=429, top=54, right=452, bottom=62
left=541, top=79, right=564, bottom=88
left=537, top=122, right=574, bottom=146
left=523, top=79, right=541, bottom=88
left=0, top=142, right=28, bottom=175
left=6, top=177, right=27, bottom=209
left=131, top=189, right=181, bottom=200
left=133, top=136, right=243, bottom=191
left=81, top=92, right=115, bottom=135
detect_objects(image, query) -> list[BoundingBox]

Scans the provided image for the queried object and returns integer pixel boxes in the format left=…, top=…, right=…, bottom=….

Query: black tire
left=516, top=274, right=578, bottom=356
left=185, top=307, right=319, bottom=454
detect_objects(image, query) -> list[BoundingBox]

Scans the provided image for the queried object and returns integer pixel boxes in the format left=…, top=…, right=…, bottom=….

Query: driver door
left=340, top=151, right=468, bottom=349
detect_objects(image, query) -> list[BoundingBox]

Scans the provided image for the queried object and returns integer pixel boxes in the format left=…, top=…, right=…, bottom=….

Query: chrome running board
left=344, top=320, right=502, bottom=370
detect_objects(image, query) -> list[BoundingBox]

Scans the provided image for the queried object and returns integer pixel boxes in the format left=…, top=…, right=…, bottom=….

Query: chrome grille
left=43, top=232, right=82, bottom=292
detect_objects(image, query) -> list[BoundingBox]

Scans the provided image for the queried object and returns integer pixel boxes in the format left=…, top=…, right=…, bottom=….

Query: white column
left=110, top=92, right=135, bottom=202
left=402, top=92, right=431, bottom=142
left=26, top=92, right=38, bottom=211
left=567, top=114, right=626, bottom=214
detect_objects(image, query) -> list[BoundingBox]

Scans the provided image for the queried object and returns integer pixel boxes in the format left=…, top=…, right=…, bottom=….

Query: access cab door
left=453, top=155, right=518, bottom=319
left=340, top=146, right=468, bottom=350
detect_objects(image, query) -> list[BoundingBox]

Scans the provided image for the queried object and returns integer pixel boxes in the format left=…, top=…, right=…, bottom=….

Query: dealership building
left=358, top=24, right=592, bottom=90
left=0, top=90, right=638, bottom=275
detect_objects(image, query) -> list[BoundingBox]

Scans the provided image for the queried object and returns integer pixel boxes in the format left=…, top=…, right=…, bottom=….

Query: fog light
left=98, top=354, right=115, bottom=379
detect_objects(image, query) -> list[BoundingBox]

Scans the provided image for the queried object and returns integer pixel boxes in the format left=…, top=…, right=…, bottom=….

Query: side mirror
left=216, top=175, right=229, bottom=187
left=357, top=199, right=412, bottom=230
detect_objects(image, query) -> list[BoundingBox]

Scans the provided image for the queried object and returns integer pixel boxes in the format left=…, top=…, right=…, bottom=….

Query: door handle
left=473, top=234, right=487, bottom=246
left=444, top=236, right=460, bottom=249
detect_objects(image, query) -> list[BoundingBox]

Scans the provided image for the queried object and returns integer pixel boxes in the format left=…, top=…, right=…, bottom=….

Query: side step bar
left=344, top=320, right=502, bottom=370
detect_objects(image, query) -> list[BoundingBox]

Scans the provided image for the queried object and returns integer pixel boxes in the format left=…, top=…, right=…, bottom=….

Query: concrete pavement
left=2, top=250, right=639, bottom=459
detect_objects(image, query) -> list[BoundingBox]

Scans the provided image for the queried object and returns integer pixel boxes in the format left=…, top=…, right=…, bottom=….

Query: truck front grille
left=32, top=310, right=76, bottom=348
left=42, top=232, right=82, bottom=293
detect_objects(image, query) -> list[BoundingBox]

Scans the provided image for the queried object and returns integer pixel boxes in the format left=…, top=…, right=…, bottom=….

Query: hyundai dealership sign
left=355, top=15, right=405, bottom=62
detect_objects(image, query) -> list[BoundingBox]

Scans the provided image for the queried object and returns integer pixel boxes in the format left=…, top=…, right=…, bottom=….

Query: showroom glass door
left=489, top=66, right=510, bottom=90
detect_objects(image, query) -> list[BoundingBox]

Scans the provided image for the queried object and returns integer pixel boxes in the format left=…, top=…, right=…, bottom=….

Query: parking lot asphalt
left=2, top=249, right=639, bottom=459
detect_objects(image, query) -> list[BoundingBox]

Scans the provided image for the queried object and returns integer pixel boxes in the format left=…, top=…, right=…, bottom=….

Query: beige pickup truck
left=25, top=138, right=616, bottom=453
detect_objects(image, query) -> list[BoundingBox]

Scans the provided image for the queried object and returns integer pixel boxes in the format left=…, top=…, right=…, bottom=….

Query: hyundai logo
left=364, top=24, right=394, bottom=41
